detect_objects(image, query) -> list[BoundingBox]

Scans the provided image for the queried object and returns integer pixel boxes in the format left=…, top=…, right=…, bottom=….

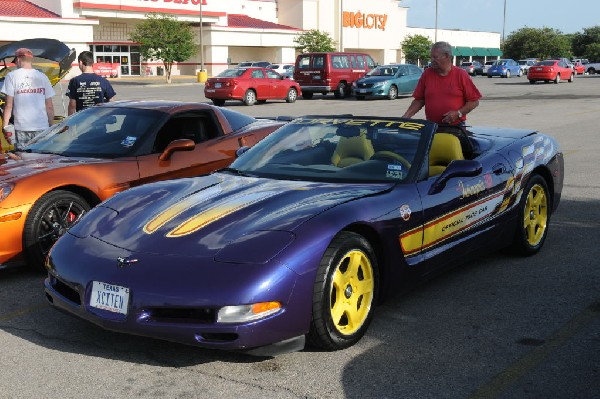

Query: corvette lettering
left=294, top=118, right=426, bottom=132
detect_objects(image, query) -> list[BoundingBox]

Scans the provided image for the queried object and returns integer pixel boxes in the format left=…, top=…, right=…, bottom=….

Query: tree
left=401, top=34, right=432, bottom=66
left=571, top=26, right=600, bottom=61
left=502, top=27, right=571, bottom=60
left=130, top=13, right=196, bottom=84
left=294, top=30, right=337, bottom=53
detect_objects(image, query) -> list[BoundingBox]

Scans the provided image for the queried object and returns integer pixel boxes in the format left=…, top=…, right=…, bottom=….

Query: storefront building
left=0, top=0, right=501, bottom=79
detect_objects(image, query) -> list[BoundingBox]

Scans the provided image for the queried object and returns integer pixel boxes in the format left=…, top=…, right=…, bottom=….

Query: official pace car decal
left=400, top=137, right=555, bottom=257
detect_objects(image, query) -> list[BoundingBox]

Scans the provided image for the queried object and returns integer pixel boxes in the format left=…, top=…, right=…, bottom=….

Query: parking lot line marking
left=467, top=301, right=600, bottom=399
left=0, top=303, right=47, bottom=322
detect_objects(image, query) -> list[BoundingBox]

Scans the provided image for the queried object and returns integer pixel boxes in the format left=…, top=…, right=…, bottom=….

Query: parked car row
left=206, top=52, right=424, bottom=106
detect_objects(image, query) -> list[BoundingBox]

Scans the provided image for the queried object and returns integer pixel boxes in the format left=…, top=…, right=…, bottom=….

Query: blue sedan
left=352, top=64, right=422, bottom=100
left=487, top=59, right=523, bottom=78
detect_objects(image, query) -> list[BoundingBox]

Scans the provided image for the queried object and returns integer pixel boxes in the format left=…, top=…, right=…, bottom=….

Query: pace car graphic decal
left=400, top=136, right=556, bottom=257
left=400, top=189, right=506, bottom=255
left=143, top=184, right=223, bottom=234
left=143, top=185, right=279, bottom=237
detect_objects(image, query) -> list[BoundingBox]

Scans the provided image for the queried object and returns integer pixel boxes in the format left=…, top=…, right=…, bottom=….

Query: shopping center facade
left=0, top=0, right=501, bottom=78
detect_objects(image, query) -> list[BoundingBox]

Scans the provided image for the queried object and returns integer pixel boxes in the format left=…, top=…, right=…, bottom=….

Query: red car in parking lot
left=528, top=60, right=574, bottom=84
left=204, top=67, right=301, bottom=106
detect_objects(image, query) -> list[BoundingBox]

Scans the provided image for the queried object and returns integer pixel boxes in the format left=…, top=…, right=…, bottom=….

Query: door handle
left=492, top=163, right=505, bottom=175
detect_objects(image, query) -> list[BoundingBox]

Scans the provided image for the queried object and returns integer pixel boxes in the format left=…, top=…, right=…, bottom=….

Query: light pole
left=502, top=0, right=507, bottom=42
left=434, top=0, right=438, bottom=42
left=199, top=0, right=204, bottom=72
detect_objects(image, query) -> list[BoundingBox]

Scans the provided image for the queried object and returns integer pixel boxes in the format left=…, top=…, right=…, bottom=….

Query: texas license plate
left=359, top=89, right=367, bottom=93
left=90, top=281, right=130, bottom=315
left=215, top=83, right=222, bottom=88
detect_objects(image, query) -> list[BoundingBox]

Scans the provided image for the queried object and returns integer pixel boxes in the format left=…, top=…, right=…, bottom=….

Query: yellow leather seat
left=429, top=133, right=464, bottom=176
left=331, top=130, right=375, bottom=167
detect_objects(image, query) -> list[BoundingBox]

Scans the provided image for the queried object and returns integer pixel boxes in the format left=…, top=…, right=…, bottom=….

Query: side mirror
left=236, top=146, right=251, bottom=158
left=428, top=159, right=483, bottom=195
left=159, top=139, right=195, bottom=161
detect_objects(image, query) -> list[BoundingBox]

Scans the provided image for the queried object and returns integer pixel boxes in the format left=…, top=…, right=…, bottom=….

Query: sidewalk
left=60, top=74, right=203, bottom=86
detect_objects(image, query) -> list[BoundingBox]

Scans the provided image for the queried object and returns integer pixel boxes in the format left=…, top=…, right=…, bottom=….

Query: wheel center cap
left=344, top=284, right=353, bottom=299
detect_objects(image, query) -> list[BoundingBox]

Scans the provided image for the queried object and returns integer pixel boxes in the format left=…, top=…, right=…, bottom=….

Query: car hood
left=356, top=76, right=392, bottom=84
left=73, top=172, right=392, bottom=256
left=0, top=38, right=75, bottom=87
left=0, top=152, right=105, bottom=182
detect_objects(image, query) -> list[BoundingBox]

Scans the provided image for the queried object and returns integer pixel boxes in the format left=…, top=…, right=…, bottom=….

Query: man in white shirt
left=1, top=48, right=55, bottom=150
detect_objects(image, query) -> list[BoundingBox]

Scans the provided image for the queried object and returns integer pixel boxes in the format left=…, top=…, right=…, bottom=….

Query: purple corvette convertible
left=44, top=116, right=564, bottom=353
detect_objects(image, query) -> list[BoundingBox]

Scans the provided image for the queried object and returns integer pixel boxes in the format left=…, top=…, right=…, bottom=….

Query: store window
left=89, top=44, right=142, bottom=76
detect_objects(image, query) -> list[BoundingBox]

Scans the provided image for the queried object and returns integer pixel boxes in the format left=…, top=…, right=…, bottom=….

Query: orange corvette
left=0, top=101, right=286, bottom=270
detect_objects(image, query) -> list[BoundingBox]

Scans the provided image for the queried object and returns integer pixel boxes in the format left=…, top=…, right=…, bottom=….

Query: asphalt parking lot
left=2, top=74, right=599, bottom=398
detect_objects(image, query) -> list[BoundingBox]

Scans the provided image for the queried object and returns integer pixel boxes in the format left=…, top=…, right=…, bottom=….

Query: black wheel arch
left=530, top=166, right=554, bottom=213
left=339, top=223, right=389, bottom=303
left=46, top=185, right=102, bottom=208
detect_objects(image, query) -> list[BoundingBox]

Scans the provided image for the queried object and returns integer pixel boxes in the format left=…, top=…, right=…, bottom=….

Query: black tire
left=243, top=89, right=256, bottom=106
left=302, top=92, right=314, bottom=100
left=285, top=87, right=298, bottom=103
left=554, top=74, right=560, bottom=84
left=257, top=99, right=267, bottom=104
left=211, top=99, right=225, bottom=106
left=505, top=70, right=511, bottom=78
left=355, top=95, right=365, bottom=101
left=387, top=85, right=398, bottom=100
left=529, top=80, right=536, bottom=84
left=510, top=175, right=550, bottom=256
left=568, top=73, right=574, bottom=83
left=333, top=82, right=348, bottom=99
left=23, top=190, right=90, bottom=270
left=307, top=232, right=378, bottom=350
left=588, top=68, right=596, bottom=75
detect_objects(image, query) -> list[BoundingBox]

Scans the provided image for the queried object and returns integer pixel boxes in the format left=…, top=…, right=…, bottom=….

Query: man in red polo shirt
left=402, top=41, right=482, bottom=125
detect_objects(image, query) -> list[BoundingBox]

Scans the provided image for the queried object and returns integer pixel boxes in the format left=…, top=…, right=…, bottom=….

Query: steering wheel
left=371, top=151, right=411, bottom=169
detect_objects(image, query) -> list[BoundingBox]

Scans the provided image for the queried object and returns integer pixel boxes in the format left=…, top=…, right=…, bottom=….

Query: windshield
left=218, top=69, right=246, bottom=77
left=366, top=66, right=398, bottom=76
left=230, top=117, right=430, bottom=183
left=25, top=106, right=162, bottom=158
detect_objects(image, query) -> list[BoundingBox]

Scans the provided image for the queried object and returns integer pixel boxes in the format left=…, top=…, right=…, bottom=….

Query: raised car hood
left=0, top=38, right=75, bottom=86
left=82, top=172, right=391, bottom=255
left=0, top=153, right=103, bottom=182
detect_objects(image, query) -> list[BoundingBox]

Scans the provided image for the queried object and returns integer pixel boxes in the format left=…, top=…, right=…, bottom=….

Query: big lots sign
left=342, top=11, right=388, bottom=31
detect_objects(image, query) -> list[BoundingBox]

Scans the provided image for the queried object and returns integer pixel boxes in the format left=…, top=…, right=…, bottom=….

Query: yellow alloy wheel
left=523, top=183, right=548, bottom=247
left=329, top=249, right=375, bottom=336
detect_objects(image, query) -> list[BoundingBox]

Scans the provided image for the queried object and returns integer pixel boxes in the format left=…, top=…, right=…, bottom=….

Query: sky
left=400, top=0, right=600, bottom=37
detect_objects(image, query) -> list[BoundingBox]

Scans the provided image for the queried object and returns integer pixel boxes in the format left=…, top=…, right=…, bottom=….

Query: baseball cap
left=13, top=48, right=33, bottom=62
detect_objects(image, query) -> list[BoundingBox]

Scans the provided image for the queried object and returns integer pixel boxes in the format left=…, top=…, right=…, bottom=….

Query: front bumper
left=43, top=234, right=313, bottom=351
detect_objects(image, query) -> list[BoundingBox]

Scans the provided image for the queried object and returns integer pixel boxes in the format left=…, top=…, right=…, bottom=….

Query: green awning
left=472, top=47, right=489, bottom=57
left=487, top=48, right=503, bottom=56
left=453, top=46, right=476, bottom=56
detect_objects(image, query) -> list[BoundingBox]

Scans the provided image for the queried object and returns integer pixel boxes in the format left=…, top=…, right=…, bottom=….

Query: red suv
left=293, top=52, right=376, bottom=99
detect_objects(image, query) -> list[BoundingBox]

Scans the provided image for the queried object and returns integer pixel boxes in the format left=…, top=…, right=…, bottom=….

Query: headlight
left=217, top=302, right=282, bottom=323
left=0, top=182, right=15, bottom=202
left=372, top=81, right=384, bottom=88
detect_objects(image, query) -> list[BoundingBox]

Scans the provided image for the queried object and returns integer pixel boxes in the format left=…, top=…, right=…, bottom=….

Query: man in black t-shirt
left=66, top=51, right=116, bottom=115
